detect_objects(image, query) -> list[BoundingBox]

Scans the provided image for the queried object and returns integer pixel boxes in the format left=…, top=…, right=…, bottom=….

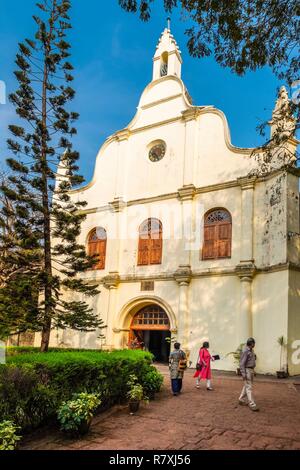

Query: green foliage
left=0, top=0, right=101, bottom=351
left=277, top=336, right=287, bottom=371
left=0, top=350, right=153, bottom=431
left=5, top=346, right=108, bottom=356
left=0, top=365, right=57, bottom=430
left=226, top=344, right=245, bottom=366
left=118, top=1, right=299, bottom=81
left=0, top=420, right=21, bottom=451
left=126, top=374, right=148, bottom=402
left=118, top=1, right=299, bottom=166
left=57, top=392, right=101, bottom=433
left=0, top=173, right=41, bottom=341
left=277, top=336, right=287, bottom=347
left=141, top=367, right=163, bottom=394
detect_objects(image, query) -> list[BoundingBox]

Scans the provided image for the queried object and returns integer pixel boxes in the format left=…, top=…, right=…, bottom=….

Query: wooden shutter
left=150, top=237, right=162, bottom=264
left=217, top=223, right=231, bottom=258
left=202, top=225, right=217, bottom=259
left=138, top=219, right=163, bottom=266
left=88, top=228, right=107, bottom=270
left=97, top=239, right=107, bottom=269
left=138, top=237, right=150, bottom=265
left=202, top=210, right=232, bottom=260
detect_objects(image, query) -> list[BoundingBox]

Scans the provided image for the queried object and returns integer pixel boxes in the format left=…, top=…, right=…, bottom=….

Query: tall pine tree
left=0, top=171, right=41, bottom=340
left=1, top=0, right=102, bottom=351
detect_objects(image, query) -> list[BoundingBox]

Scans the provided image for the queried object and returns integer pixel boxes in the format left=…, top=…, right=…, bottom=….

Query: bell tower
left=152, top=19, right=183, bottom=81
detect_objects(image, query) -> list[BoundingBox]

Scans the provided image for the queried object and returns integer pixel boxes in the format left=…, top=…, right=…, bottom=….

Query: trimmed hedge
left=6, top=346, right=103, bottom=356
left=0, top=350, right=163, bottom=432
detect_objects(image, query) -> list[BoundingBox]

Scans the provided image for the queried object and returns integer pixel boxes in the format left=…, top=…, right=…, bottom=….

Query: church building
left=42, top=26, right=300, bottom=375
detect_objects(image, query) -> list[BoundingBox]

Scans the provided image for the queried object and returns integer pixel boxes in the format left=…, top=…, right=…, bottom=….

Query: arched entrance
left=129, top=305, right=171, bottom=363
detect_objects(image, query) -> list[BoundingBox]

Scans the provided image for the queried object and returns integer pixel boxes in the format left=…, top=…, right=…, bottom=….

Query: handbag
left=196, top=351, right=203, bottom=371
left=177, top=351, right=188, bottom=371
left=178, top=358, right=187, bottom=371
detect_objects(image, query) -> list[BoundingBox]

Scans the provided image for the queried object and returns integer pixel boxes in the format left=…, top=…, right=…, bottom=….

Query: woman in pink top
left=193, top=341, right=214, bottom=390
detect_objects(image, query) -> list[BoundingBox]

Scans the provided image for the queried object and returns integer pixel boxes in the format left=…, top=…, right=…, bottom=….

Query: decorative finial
left=167, top=17, right=171, bottom=30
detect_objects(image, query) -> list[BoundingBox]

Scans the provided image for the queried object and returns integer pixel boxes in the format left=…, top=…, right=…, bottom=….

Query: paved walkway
left=21, top=366, right=300, bottom=450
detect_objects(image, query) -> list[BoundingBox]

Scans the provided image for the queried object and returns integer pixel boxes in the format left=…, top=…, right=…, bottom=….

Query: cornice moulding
left=238, top=176, right=258, bottom=190
left=109, top=197, right=127, bottom=213
left=80, top=262, right=291, bottom=284
left=177, top=184, right=197, bottom=201
left=141, top=93, right=183, bottom=110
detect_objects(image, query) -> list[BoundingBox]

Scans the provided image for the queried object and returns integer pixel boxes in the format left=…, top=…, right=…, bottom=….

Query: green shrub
left=142, top=367, right=164, bottom=395
left=0, top=350, right=154, bottom=432
left=57, top=393, right=101, bottom=433
left=126, top=374, right=147, bottom=402
left=0, top=420, right=21, bottom=451
left=6, top=346, right=107, bottom=357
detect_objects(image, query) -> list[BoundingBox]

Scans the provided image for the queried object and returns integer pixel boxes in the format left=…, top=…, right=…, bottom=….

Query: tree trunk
left=40, top=14, right=54, bottom=352
left=41, top=317, right=52, bottom=352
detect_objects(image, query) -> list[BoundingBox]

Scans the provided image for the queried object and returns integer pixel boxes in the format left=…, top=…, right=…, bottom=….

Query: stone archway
left=114, top=295, right=177, bottom=354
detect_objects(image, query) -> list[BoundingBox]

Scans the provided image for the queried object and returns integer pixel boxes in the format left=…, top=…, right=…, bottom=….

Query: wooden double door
left=129, top=305, right=171, bottom=363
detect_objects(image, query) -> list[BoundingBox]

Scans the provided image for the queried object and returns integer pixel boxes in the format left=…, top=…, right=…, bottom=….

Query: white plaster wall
left=118, top=123, right=185, bottom=200
left=69, top=76, right=260, bottom=208
left=47, top=39, right=299, bottom=377
left=254, top=174, right=288, bottom=267
left=188, top=276, right=241, bottom=372
left=34, top=285, right=110, bottom=350
left=288, top=270, right=300, bottom=375
left=194, top=112, right=256, bottom=187
left=39, top=267, right=293, bottom=374
left=287, top=173, right=300, bottom=264
left=252, top=270, right=288, bottom=374
left=75, top=185, right=242, bottom=280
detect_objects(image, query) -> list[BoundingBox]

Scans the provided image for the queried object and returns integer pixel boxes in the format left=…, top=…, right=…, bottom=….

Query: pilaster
left=103, top=272, right=120, bottom=349
left=235, top=263, right=256, bottom=344
left=174, top=265, right=192, bottom=353
left=238, top=176, right=257, bottom=263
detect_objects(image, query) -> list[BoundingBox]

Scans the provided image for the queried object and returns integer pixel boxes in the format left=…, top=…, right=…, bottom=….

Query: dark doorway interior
left=142, top=329, right=170, bottom=363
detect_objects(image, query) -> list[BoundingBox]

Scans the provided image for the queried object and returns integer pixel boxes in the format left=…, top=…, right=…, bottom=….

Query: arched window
left=160, top=51, right=168, bottom=77
left=202, top=209, right=232, bottom=260
left=131, top=306, right=170, bottom=330
left=87, top=227, right=107, bottom=270
left=138, top=218, right=163, bottom=266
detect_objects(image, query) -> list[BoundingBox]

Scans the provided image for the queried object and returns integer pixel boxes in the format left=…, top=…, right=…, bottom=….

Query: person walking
left=239, top=337, right=259, bottom=411
left=169, top=342, right=187, bottom=396
left=194, top=341, right=214, bottom=390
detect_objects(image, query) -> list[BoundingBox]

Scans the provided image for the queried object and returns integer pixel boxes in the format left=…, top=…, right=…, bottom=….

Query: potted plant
left=126, top=374, right=148, bottom=414
left=226, top=344, right=245, bottom=375
left=143, top=368, right=164, bottom=400
left=276, top=336, right=288, bottom=378
left=57, top=392, right=101, bottom=437
left=0, top=420, right=21, bottom=451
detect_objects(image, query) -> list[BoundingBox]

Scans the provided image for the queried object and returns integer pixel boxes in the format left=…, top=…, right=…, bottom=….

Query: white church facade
left=40, top=27, right=300, bottom=375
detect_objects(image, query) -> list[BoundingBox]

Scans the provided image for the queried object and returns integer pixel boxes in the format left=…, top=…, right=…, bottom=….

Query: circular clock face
left=149, top=143, right=166, bottom=162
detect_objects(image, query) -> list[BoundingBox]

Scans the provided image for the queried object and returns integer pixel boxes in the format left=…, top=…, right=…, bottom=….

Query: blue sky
left=0, top=0, right=283, bottom=183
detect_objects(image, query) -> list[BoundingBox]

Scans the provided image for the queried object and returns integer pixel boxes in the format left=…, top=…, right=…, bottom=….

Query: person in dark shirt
left=239, top=337, right=259, bottom=411
left=169, top=342, right=187, bottom=396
